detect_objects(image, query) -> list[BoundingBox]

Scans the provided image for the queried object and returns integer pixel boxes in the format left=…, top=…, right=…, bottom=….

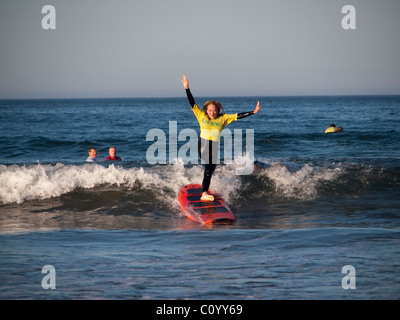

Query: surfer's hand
left=181, top=75, right=189, bottom=89
left=253, top=101, right=260, bottom=114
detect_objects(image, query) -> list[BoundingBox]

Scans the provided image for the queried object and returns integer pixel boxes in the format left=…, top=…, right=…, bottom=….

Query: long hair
left=202, top=100, right=225, bottom=118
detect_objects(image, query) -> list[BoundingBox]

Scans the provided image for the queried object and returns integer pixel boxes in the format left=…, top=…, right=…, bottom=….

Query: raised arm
left=237, top=101, right=260, bottom=119
left=181, top=75, right=196, bottom=108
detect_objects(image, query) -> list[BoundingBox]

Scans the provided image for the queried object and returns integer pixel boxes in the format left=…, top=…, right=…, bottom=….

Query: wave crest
left=0, top=160, right=398, bottom=205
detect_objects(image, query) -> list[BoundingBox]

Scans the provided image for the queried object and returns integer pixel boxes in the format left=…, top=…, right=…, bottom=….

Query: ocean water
left=0, top=95, right=399, bottom=300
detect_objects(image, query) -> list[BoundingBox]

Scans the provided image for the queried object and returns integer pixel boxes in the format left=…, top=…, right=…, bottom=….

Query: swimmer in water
left=86, top=147, right=97, bottom=162
left=325, top=124, right=344, bottom=133
left=105, top=146, right=122, bottom=161
left=325, top=123, right=337, bottom=133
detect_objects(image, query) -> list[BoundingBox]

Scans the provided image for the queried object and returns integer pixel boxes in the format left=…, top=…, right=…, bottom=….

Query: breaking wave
left=1, top=159, right=398, bottom=207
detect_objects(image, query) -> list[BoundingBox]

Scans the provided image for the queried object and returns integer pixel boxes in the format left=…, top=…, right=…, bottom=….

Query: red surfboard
left=178, top=184, right=236, bottom=224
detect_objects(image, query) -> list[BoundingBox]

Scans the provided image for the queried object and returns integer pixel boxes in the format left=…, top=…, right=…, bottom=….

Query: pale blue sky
left=1, top=0, right=399, bottom=98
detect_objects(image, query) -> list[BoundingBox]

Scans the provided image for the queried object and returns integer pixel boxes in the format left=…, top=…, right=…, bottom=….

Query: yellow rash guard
left=325, top=126, right=336, bottom=133
left=192, top=104, right=237, bottom=141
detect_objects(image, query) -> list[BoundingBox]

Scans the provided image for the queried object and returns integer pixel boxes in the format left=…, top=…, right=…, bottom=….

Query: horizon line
left=1, top=93, right=400, bottom=101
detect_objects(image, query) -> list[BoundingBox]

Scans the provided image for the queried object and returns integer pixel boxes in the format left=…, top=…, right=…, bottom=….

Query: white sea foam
left=0, top=163, right=157, bottom=204
left=257, top=161, right=342, bottom=200
left=0, top=158, right=346, bottom=205
left=0, top=161, right=242, bottom=205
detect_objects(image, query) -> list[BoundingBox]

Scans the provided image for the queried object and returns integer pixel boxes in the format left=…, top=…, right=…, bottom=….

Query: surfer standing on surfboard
left=181, top=75, right=260, bottom=201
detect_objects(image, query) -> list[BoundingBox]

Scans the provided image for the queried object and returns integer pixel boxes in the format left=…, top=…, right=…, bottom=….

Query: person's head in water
left=88, top=147, right=96, bottom=159
left=325, top=123, right=337, bottom=133
left=109, top=147, right=117, bottom=158
left=335, top=126, right=343, bottom=133
left=203, top=100, right=224, bottom=120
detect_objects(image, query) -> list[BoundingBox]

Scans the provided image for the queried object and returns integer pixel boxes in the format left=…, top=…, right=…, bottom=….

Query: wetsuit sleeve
left=237, top=111, right=254, bottom=119
left=185, top=88, right=196, bottom=108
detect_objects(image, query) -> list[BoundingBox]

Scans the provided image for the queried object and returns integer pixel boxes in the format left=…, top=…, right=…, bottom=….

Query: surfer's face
left=206, top=104, right=218, bottom=119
